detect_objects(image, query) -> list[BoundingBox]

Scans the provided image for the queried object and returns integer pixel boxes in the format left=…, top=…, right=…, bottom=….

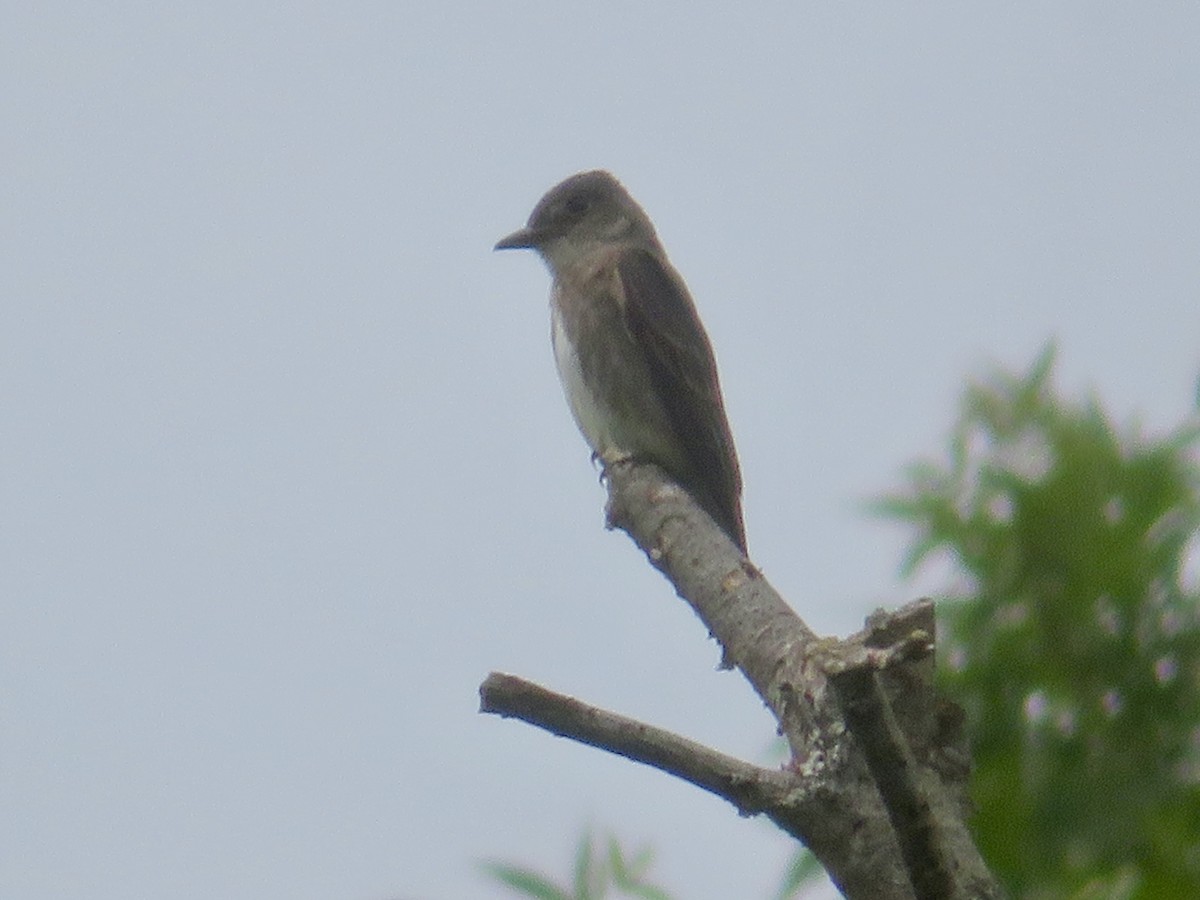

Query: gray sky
left=3, top=5, right=1197, bottom=899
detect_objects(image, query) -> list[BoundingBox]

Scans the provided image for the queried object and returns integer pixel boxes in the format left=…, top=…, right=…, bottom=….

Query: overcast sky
left=4, top=5, right=1198, bottom=900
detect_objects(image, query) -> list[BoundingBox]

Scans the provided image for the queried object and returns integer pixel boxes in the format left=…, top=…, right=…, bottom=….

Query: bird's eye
left=564, top=196, right=590, bottom=216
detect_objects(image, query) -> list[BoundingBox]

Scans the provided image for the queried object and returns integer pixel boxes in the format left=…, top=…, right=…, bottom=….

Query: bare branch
left=823, top=640, right=954, bottom=899
left=481, top=461, right=1005, bottom=900
left=601, top=460, right=824, bottom=755
left=480, top=672, right=800, bottom=816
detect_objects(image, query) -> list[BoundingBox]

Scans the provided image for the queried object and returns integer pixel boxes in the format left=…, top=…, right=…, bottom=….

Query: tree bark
left=481, top=460, right=1003, bottom=899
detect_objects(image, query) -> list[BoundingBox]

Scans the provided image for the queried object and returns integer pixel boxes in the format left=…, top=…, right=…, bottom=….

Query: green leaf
left=571, top=830, right=600, bottom=900
left=774, top=849, right=823, bottom=899
left=481, top=862, right=573, bottom=900
left=607, top=834, right=673, bottom=899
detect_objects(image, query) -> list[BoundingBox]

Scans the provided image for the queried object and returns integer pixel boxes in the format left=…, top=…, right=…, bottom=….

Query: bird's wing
left=616, top=246, right=745, bottom=549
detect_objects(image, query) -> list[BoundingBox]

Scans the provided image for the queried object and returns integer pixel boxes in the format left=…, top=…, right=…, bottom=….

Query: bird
left=495, top=170, right=746, bottom=552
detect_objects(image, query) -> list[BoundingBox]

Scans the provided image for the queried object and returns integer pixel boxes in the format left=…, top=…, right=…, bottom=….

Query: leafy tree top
left=878, top=347, right=1200, bottom=898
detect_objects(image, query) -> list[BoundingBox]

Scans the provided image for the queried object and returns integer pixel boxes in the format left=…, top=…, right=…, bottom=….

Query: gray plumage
left=496, top=171, right=746, bottom=552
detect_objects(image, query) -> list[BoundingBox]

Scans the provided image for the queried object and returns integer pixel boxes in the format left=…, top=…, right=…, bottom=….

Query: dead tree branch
left=480, top=460, right=1002, bottom=900
left=480, top=672, right=799, bottom=816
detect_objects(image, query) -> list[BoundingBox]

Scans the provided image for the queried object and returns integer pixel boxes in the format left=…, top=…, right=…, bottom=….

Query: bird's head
left=495, top=170, right=660, bottom=271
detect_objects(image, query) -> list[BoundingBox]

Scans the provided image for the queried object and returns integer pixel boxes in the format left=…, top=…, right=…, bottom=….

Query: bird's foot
left=593, top=448, right=636, bottom=483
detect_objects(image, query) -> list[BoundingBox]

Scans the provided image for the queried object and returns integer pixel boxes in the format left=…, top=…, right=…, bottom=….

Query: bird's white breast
left=551, top=304, right=612, bottom=456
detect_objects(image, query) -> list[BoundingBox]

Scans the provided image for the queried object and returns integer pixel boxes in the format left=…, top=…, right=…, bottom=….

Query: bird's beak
left=494, top=226, right=538, bottom=251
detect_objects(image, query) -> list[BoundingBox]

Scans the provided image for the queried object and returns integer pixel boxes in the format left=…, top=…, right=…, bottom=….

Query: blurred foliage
left=876, top=346, right=1200, bottom=898
left=773, top=848, right=823, bottom=899
left=482, top=829, right=673, bottom=900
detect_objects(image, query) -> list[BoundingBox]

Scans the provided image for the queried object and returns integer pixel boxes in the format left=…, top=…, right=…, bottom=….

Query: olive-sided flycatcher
left=495, top=170, right=746, bottom=552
